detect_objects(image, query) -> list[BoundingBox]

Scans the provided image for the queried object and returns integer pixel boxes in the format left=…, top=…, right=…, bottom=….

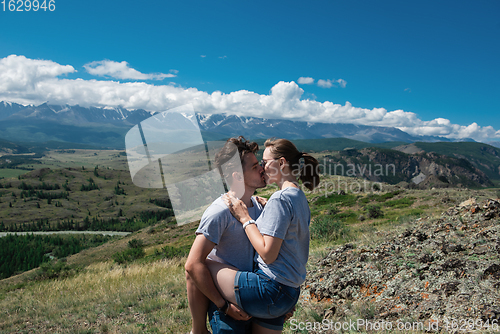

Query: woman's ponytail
left=299, top=153, right=320, bottom=191
left=264, top=138, right=320, bottom=191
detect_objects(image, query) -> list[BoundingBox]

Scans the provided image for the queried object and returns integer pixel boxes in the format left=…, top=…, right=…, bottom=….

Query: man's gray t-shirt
left=255, top=187, right=310, bottom=288
left=196, top=196, right=263, bottom=272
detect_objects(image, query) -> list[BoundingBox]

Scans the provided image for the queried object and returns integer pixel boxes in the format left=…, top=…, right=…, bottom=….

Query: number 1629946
left=2, top=0, right=55, bottom=11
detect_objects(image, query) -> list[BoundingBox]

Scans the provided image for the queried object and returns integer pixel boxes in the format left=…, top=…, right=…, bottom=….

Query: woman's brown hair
left=264, top=138, right=320, bottom=191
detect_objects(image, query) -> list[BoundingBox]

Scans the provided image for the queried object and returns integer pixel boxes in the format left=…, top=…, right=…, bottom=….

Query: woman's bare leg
left=186, top=271, right=210, bottom=334
left=252, top=322, right=282, bottom=334
left=205, top=259, right=239, bottom=305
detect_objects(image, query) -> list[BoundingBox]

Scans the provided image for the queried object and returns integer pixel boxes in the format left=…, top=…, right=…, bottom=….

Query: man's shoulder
left=201, top=197, right=230, bottom=221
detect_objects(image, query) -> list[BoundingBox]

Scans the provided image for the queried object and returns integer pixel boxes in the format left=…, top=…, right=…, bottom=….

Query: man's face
left=242, top=152, right=266, bottom=190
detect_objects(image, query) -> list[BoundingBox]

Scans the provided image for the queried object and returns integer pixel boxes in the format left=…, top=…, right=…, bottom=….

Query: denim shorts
left=208, top=301, right=252, bottom=334
left=234, top=269, right=300, bottom=331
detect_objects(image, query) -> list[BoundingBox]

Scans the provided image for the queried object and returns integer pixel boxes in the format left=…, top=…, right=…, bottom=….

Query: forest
left=0, top=209, right=174, bottom=233
left=0, top=233, right=113, bottom=279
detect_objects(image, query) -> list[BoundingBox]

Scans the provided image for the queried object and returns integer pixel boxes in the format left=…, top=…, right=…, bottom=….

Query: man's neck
left=228, top=188, right=255, bottom=207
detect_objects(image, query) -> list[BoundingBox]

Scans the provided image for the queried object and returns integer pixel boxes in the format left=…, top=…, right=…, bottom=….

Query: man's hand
left=225, top=302, right=251, bottom=321
left=254, top=196, right=268, bottom=207
left=222, top=194, right=251, bottom=224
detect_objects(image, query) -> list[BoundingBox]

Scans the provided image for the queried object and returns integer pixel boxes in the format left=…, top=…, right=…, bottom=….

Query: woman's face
left=261, top=147, right=281, bottom=185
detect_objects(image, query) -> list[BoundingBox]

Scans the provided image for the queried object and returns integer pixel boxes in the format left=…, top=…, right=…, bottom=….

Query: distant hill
left=322, top=147, right=494, bottom=188
left=0, top=138, right=99, bottom=153
left=250, top=137, right=406, bottom=157
left=2, top=135, right=499, bottom=188
left=487, top=141, right=500, bottom=149
left=0, top=138, right=33, bottom=155
left=394, top=142, right=500, bottom=182
left=290, top=138, right=406, bottom=152
left=0, top=167, right=173, bottom=230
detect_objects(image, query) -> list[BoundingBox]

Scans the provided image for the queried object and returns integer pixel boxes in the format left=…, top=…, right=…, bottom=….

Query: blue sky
left=0, top=0, right=499, bottom=142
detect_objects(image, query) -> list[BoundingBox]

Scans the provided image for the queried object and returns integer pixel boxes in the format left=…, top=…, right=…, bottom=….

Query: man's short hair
left=214, top=136, right=259, bottom=186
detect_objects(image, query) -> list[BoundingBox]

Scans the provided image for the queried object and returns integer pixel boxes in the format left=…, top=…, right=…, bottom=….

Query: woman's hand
left=223, top=193, right=283, bottom=264
left=222, top=194, right=252, bottom=224
left=254, top=196, right=268, bottom=207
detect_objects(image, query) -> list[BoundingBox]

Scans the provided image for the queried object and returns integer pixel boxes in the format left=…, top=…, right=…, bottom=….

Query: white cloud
left=0, top=55, right=498, bottom=143
left=317, top=79, right=333, bottom=88
left=298, top=77, right=346, bottom=88
left=0, top=55, right=75, bottom=93
left=317, top=78, right=347, bottom=88
left=83, top=60, right=176, bottom=81
left=298, top=77, right=314, bottom=85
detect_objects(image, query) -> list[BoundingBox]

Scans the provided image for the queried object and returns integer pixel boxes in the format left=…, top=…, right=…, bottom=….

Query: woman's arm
left=222, top=194, right=283, bottom=264
left=243, top=224, right=283, bottom=264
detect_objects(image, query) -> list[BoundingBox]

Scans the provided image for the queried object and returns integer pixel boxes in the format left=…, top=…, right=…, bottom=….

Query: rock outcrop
left=322, top=148, right=493, bottom=188
left=305, top=198, right=500, bottom=330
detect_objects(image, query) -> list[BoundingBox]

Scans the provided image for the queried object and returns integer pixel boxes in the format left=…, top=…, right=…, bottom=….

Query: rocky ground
left=304, top=198, right=500, bottom=333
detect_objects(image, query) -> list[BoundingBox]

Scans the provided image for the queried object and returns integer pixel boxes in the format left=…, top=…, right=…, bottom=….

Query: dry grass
left=28, top=149, right=129, bottom=171
left=0, top=259, right=190, bottom=334
left=2, top=159, right=500, bottom=333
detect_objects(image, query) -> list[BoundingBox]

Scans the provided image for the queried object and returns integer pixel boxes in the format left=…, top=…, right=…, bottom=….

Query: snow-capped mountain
left=0, top=101, right=451, bottom=148
left=195, top=113, right=450, bottom=143
left=0, top=102, right=154, bottom=125
left=0, top=101, right=27, bottom=120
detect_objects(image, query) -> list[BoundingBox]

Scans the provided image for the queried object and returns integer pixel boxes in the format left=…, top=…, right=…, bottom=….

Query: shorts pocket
left=267, top=285, right=298, bottom=318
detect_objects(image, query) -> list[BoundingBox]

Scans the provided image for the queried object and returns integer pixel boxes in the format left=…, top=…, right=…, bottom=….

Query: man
left=185, top=136, right=267, bottom=334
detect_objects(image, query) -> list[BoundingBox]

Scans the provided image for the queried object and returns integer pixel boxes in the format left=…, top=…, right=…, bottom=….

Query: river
left=0, top=231, right=131, bottom=238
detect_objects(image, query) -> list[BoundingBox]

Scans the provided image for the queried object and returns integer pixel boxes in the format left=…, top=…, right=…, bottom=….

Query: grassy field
left=0, top=165, right=173, bottom=230
left=0, top=217, right=197, bottom=334
left=0, top=259, right=190, bottom=333
left=0, top=169, right=31, bottom=179
left=0, top=147, right=234, bottom=231
left=0, top=148, right=129, bottom=182
left=20, top=149, right=129, bottom=171
left=1, top=170, right=498, bottom=333
left=1, top=146, right=499, bottom=333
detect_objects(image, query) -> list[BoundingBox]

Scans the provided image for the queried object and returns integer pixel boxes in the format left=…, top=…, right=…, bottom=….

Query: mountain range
left=0, top=101, right=461, bottom=148
left=1, top=101, right=499, bottom=187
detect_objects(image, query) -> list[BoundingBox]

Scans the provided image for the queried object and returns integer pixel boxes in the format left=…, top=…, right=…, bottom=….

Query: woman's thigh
left=235, top=270, right=299, bottom=319
left=205, top=259, right=239, bottom=305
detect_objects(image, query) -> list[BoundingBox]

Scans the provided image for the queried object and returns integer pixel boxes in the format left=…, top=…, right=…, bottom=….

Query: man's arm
left=185, top=234, right=226, bottom=308
left=185, top=234, right=250, bottom=320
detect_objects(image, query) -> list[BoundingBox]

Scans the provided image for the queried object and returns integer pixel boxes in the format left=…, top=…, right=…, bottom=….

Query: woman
left=209, top=138, right=320, bottom=333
